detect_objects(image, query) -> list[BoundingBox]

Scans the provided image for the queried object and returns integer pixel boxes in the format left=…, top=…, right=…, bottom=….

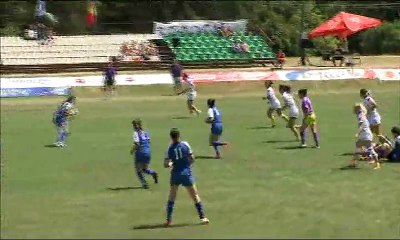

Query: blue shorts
left=54, top=117, right=67, bottom=128
left=170, top=173, right=194, bottom=187
left=211, top=123, right=223, bottom=135
left=135, top=152, right=151, bottom=164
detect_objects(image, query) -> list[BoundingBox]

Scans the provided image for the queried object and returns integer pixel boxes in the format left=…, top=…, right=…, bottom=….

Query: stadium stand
left=163, top=32, right=276, bottom=62
left=0, top=34, right=161, bottom=65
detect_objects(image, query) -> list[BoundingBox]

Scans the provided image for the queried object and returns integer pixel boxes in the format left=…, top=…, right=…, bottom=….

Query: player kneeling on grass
left=52, top=95, right=78, bottom=147
left=206, top=99, right=228, bottom=159
left=262, top=80, right=289, bottom=127
left=279, top=84, right=300, bottom=141
left=371, top=127, right=400, bottom=162
left=348, top=104, right=380, bottom=169
left=164, top=128, right=209, bottom=227
left=130, top=118, right=158, bottom=189
left=298, top=89, right=320, bottom=148
left=178, top=73, right=201, bottom=115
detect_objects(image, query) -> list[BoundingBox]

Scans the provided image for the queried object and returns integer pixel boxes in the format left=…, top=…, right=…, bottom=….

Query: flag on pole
left=86, top=0, right=97, bottom=28
left=35, top=0, right=46, bottom=17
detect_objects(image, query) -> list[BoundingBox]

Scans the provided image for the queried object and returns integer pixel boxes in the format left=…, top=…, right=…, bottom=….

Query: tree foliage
left=1, top=0, right=399, bottom=56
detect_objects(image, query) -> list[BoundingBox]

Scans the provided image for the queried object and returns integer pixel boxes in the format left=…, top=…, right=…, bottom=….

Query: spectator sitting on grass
left=240, top=41, right=250, bottom=53
left=232, top=41, right=242, bottom=53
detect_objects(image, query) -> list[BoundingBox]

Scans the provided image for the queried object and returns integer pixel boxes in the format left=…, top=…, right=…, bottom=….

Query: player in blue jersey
left=52, top=95, right=78, bottom=147
left=130, top=118, right=158, bottom=189
left=164, top=128, right=209, bottom=226
left=205, top=98, right=228, bottom=159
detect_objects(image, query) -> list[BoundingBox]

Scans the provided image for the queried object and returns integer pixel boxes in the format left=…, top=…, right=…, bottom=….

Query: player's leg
left=363, top=141, right=380, bottom=169
left=189, top=99, right=201, bottom=115
left=267, top=107, right=276, bottom=127
left=165, top=184, right=179, bottom=226
left=276, top=108, right=289, bottom=122
left=141, top=156, right=158, bottom=184
left=184, top=178, right=209, bottom=224
left=211, top=125, right=228, bottom=159
left=299, top=118, right=309, bottom=147
left=288, top=117, right=300, bottom=141
left=310, top=123, right=320, bottom=148
left=134, top=161, right=148, bottom=188
left=370, top=124, right=381, bottom=137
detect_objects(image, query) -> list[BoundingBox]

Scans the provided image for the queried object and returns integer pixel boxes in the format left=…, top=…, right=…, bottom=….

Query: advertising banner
left=0, top=87, right=71, bottom=98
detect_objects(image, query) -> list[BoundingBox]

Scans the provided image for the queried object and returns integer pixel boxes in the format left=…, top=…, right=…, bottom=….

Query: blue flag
left=35, top=0, right=46, bottom=17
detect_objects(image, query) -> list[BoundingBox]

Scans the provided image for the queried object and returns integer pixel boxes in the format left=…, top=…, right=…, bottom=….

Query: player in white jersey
left=179, top=73, right=201, bottom=115
left=279, top=85, right=300, bottom=140
left=348, top=103, right=380, bottom=169
left=360, top=89, right=382, bottom=136
left=262, top=81, right=288, bottom=127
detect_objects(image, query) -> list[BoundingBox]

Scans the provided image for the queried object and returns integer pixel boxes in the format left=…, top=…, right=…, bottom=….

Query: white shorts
left=187, top=91, right=197, bottom=101
left=270, top=101, right=281, bottom=110
left=367, top=112, right=381, bottom=126
left=289, top=107, right=299, bottom=118
left=358, top=130, right=373, bottom=141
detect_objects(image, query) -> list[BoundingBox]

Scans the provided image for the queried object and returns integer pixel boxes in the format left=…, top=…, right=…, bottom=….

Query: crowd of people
left=232, top=40, right=250, bottom=53
left=119, top=40, right=159, bottom=61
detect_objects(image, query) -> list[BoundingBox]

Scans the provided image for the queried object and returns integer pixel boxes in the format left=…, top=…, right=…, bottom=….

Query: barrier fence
left=1, top=68, right=399, bottom=97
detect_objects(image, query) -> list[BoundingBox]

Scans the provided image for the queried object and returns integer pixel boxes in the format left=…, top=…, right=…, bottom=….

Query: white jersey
left=266, top=86, right=281, bottom=109
left=357, top=112, right=373, bottom=141
left=282, top=92, right=299, bottom=117
left=184, top=78, right=197, bottom=101
left=363, top=96, right=381, bottom=125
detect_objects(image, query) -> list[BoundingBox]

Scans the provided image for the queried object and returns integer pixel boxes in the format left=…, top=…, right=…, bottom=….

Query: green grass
left=1, top=81, right=400, bottom=239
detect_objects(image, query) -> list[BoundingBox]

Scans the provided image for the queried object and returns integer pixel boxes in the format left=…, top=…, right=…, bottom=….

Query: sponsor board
left=1, top=87, right=71, bottom=98
left=189, top=71, right=279, bottom=82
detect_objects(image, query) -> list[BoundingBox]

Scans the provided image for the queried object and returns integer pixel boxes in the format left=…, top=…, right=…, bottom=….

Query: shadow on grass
left=339, top=152, right=354, bottom=156
left=161, top=94, right=176, bottom=97
left=133, top=222, right=203, bottom=230
left=107, top=186, right=143, bottom=191
left=263, top=140, right=298, bottom=143
left=276, top=146, right=304, bottom=150
left=247, top=126, right=274, bottom=130
left=44, top=144, right=59, bottom=148
left=337, top=166, right=361, bottom=170
left=196, top=155, right=215, bottom=159
left=171, top=116, right=191, bottom=120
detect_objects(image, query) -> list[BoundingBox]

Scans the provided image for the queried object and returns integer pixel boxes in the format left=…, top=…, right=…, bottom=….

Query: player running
left=206, top=98, right=228, bottom=159
left=178, top=73, right=201, bottom=115
left=130, top=118, right=158, bottom=189
left=298, top=89, right=320, bottom=148
left=164, top=128, right=209, bottom=227
left=279, top=84, right=300, bottom=140
left=262, top=81, right=288, bottom=127
left=52, top=95, right=78, bottom=147
left=348, top=104, right=380, bottom=169
left=360, top=89, right=382, bottom=136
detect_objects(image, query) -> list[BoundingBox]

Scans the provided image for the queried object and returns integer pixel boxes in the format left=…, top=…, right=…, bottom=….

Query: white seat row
left=0, top=34, right=158, bottom=47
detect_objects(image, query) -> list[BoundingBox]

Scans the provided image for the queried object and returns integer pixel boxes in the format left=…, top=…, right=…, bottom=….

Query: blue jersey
left=53, top=102, right=73, bottom=124
left=209, top=107, right=222, bottom=124
left=133, top=130, right=151, bottom=154
left=207, top=107, right=223, bottom=135
left=166, top=141, right=193, bottom=175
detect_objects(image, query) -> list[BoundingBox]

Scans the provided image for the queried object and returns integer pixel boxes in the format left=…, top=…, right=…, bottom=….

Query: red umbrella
left=308, top=12, right=382, bottom=39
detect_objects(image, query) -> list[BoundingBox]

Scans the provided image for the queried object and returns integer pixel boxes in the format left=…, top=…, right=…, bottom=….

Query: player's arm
left=355, top=122, right=363, bottom=137
left=185, top=142, right=195, bottom=165
left=164, top=149, right=173, bottom=168
left=131, top=132, right=140, bottom=155
left=205, top=108, right=214, bottom=124
left=378, top=135, right=393, bottom=148
left=369, top=98, right=378, bottom=109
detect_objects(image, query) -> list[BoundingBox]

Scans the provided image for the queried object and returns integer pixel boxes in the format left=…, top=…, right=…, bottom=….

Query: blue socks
left=166, top=200, right=175, bottom=221
left=195, top=202, right=205, bottom=219
left=57, top=129, right=67, bottom=143
left=143, top=168, right=155, bottom=175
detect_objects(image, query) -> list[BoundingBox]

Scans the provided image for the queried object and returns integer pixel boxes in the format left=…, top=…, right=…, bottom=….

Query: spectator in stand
left=219, top=25, right=233, bottom=37
left=170, top=60, right=183, bottom=95
left=240, top=41, right=250, bottom=53
left=277, top=49, right=286, bottom=67
left=23, top=24, right=38, bottom=40
left=332, top=45, right=345, bottom=67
